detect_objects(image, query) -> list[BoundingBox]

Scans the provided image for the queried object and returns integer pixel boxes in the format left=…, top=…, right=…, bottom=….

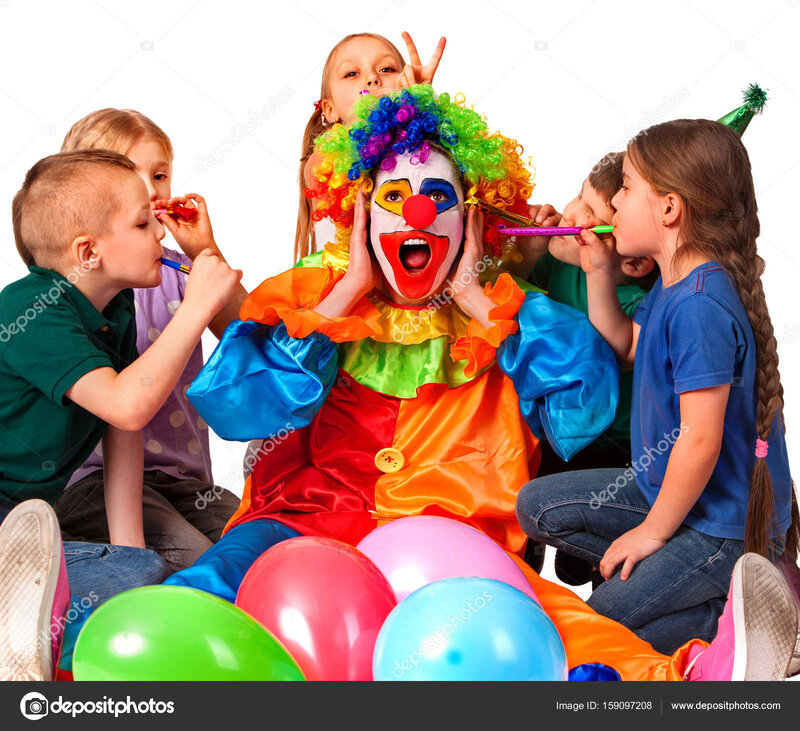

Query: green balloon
left=73, top=586, right=305, bottom=681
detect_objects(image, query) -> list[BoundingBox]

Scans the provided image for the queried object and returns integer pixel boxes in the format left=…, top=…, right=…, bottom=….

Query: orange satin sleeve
left=239, top=267, right=382, bottom=343
left=450, top=273, right=526, bottom=377
left=509, top=554, right=706, bottom=681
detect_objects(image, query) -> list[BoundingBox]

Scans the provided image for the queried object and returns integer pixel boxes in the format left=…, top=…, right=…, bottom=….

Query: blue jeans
left=0, top=498, right=170, bottom=671
left=164, top=519, right=301, bottom=603
left=59, top=541, right=169, bottom=670
left=516, top=468, right=746, bottom=654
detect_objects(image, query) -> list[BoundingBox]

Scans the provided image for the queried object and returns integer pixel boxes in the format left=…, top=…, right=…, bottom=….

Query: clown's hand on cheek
left=313, top=189, right=380, bottom=319
left=343, top=188, right=382, bottom=295
left=451, top=208, right=495, bottom=329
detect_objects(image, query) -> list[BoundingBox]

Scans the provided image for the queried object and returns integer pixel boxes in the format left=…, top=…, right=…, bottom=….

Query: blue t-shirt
left=631, top=261, right=792, bottom=540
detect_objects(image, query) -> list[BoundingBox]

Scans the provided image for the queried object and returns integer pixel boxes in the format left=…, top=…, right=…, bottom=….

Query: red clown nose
left=402, top=194, right=437, bottom=229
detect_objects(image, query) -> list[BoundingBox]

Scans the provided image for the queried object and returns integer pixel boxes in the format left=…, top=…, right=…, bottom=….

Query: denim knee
left=133, top=548, right=170, bottom=585
left=516, top=480, right=555, bottom=540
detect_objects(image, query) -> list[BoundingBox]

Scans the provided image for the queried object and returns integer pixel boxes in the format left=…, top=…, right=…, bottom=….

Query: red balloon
left=236, top=537, right=396, bottom=681
left=402, top=194, right=437, bottom=229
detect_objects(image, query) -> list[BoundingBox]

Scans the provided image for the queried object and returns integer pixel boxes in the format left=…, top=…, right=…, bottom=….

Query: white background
left=1, top=0, right=800, bottom=594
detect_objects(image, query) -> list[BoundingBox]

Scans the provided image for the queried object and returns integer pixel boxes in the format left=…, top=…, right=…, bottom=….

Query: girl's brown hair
left=628, top=118, right=799, bottom=559
left=294, top=33, right=405, bottom=264
left=61, top=108, right=173, bottom=160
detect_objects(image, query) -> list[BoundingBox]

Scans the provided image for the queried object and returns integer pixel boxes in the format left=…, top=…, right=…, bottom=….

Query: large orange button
left=374, top=448, right=405, bottom=473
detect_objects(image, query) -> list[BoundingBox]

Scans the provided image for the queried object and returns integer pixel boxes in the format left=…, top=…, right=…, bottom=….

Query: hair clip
left=313, top=100, right=322, bottom=110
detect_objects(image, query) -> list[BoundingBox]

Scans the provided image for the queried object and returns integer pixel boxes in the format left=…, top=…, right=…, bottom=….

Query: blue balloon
left=373, top=577, right=567, bottom=681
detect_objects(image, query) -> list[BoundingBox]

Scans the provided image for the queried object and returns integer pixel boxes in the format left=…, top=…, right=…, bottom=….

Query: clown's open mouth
left=399, top=238, right=432, bottom=271
left=380, top=230, right=449, bottom=275
left=378, top=230, right=452, bottom=299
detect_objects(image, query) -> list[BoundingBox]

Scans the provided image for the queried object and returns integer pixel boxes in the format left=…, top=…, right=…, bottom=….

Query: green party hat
left=717, top=83, right=768, bottom=136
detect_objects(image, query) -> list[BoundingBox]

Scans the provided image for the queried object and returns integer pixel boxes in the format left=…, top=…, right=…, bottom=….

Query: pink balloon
left=236, top=536, right=396, bottom=681
left=356, top=516, right=540, bottom=604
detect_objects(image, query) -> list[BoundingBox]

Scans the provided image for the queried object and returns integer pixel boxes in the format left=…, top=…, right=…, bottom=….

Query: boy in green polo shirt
left=520, top=152, right=658, bottom=584
left=0, top=150, right=242, bottom=679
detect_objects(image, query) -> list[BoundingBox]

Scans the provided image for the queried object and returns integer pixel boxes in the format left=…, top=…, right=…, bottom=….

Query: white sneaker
left=777, top=552, right=800, bottom=678
left=789, top=636, right=800, bottom=678
left=0, top=500, right=63, bottom=681
left=687, top=553, right=798, bottom=681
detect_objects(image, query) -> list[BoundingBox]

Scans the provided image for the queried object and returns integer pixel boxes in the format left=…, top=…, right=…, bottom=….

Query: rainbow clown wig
left=306, top=85, right=534, bottom=258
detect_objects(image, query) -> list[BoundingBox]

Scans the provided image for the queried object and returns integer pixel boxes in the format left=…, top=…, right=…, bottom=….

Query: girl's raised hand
left=577, top=227, right=616, bottom=278
left=154, top=193, right=216, bottom=260
left=397, top=31, right=446, bottom=89
left=342, top=189, right=380, bottom=297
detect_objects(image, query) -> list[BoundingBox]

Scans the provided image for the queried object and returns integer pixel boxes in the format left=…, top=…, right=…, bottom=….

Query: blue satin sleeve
left=186, top=319, right=338, bottom=441
left=496, top=293, right=620, bottom=461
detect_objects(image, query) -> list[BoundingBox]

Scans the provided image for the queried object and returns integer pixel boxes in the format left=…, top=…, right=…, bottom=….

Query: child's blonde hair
left=629, top=118, right=799, bottom=560
left=61, top=108, right=173, bottom=160
left=294, top=33, right=405, bottom=264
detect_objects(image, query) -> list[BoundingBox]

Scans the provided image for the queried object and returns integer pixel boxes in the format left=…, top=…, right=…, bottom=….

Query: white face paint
left=369, top=148, right=464, bottom=302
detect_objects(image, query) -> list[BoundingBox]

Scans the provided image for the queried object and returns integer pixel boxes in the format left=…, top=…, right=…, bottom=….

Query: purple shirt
left=68, top=246, right=212, bottom=488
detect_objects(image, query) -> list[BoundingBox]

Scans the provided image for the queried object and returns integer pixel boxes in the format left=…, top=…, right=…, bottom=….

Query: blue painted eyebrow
left=420, top=178, right=459, bottom=213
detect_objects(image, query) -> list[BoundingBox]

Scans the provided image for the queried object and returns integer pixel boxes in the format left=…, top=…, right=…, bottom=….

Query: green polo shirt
left=529, top=253, right=648, bottom=450
left=0, top=266, right=138, bottom=504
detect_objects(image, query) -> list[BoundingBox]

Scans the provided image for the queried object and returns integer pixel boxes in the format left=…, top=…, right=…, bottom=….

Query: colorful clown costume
left=166, top=242, right=703, bottom=681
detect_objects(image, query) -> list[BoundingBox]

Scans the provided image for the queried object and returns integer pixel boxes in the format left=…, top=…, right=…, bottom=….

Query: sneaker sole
left=730, top=553, right=799, bottom=681
left=777, top=553, right=800, bottom=678
left=0, top=500, right=61, bottom=681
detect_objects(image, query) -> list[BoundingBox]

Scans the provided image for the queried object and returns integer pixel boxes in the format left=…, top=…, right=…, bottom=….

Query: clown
left=168, top=86, right=781, bottom=681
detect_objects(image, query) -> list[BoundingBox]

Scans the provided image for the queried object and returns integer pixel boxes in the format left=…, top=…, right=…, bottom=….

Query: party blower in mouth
left=498, top=225, right=614, bottom=236
left=154, top=203, right=198, bottom=221
left=160, top=258, right=191, bottom=274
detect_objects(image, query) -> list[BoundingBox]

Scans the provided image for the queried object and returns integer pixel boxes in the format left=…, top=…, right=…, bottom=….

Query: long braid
left=714, top=245, right=786, bottom=557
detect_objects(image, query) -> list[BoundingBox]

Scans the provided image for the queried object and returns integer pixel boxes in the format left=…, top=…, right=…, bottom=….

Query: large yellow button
left=374, top=448, right=405, bottom=473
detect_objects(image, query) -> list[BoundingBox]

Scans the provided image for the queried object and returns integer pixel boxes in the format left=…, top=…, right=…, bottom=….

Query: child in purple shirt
left=54, top=109, right=247, bottom=573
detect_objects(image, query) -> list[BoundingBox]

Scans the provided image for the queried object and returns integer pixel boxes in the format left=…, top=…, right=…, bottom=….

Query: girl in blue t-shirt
left=516, top=118, right=800, bottom=665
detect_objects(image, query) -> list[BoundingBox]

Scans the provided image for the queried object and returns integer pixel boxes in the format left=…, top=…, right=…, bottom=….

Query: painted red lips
left=378, top=230, right=451, bottom=299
